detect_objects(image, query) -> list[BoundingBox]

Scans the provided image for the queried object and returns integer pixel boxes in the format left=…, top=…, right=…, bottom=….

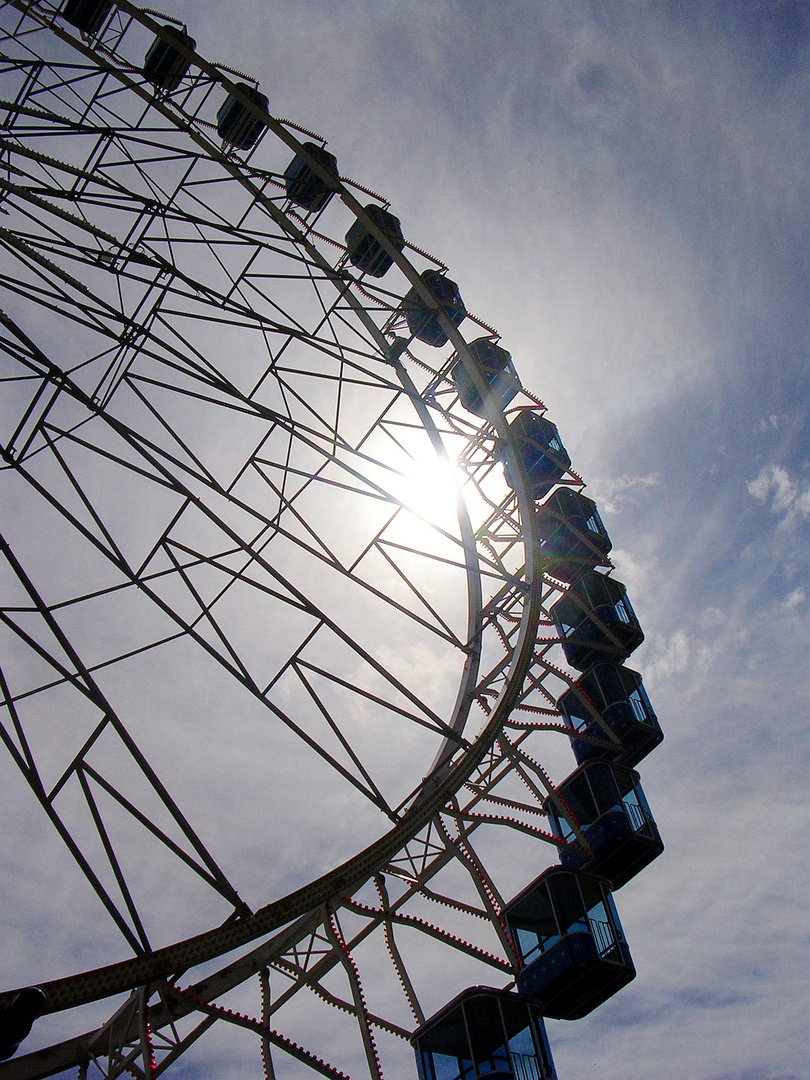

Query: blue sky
left=2, top=2, right=809, bottom=1079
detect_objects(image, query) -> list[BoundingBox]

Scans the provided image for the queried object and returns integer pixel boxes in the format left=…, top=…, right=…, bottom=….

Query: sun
left=384, top=439, right=469, bottom=550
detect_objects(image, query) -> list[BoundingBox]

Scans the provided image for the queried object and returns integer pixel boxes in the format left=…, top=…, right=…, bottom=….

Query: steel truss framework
left=0, top=3, right=631, bottom=1079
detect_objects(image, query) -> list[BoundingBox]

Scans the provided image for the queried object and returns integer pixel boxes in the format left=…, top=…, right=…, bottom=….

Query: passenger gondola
left=61, top=0, right=111, bottom=34
left=557, top=662, right=663, bottom=767
left=345, top=204, right=405, bottom=276
left=144, top=25, right=195, bottom=91
left=401, top=270, right=465, bottom=346
left=411, top=986, right=557, bottom=1080
left=216, top=84, right=269, bottom=151
left=545, top=761, right=663, bottom=888
left=503, top=867, right=635, bottom=1020
left=452, top=338, right=521, bottom=417
left=500, top=412, right=571, bottom=501
left=284, top=142, right=340, bottom=212
left=536, top=488, right=611, bottom=583
left=551, top=571, right=643, bottom=671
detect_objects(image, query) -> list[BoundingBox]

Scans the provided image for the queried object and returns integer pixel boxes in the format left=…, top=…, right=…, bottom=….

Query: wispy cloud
left=591, top=472, right=660, bottom=514
left=782, top=586, right=805, bottom=610
left=748, top=464, right=810, bottom=528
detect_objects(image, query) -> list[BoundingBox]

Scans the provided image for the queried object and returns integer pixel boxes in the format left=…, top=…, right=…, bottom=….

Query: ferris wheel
left=0, top=4, right=665, bottom=1080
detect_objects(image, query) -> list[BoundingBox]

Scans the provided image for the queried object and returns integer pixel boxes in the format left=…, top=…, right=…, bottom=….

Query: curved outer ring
left=0, top=0, right=547, bottom=1016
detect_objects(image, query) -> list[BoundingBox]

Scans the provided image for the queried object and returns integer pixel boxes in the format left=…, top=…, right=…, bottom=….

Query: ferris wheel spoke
left=339, top=893, right=510, bottom=974
left=38, top=425, right=133, bottom=564
left=0, top=678, right=161, bottom=955
left=1, top=198, right=344, bottom=367
left=0, top=667, right=42, bottom=784
left=374, top=536, right=498, bottom=584
left=0, top=717, right=248, bottom=951
left=280, top=631, right=463, bottom=745
left=369, top=541, right=465, bottom=645
left=177, top=821, right=509, bottom=1018
left=0, top=251, right=162, bottom=374
left=75, top=766, right=155, bottom=953
left=372, top=874, right=425, bottom=1026
left=256, top=519, right=467, bottom=651
left=10, top=441, right=466, bottom=764
left=292, top=657, right=458, bottom=748
left=290, top=663, right=396, bottom=816
left=434, top=812, right=511, bottom=930
left=88, top=791, right=549, bottom=1077
left=272, top=949, right=413, bottom=1046
left=0, top=659, right=246, bottom=921
left=324, top=916, right=385, bottom=1080
left=451, top=805, right=563, bottom=845
left=78, top=761, right=240, bottom=896
left=0, top=530, right=252, bottom=898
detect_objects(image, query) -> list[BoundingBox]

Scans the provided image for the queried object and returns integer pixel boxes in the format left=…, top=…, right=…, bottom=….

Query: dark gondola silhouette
left=217, top=84, right=270, bottom=151
left=558, top=662, right=663, bottom=767
left=411, top=986, right=557, bottom=1080
left=345, top=204, right=405, bottom=277
left=500, top=412, right=571, bottom=501
left=503, top=867, right=635, bottom=1020
left=402, top=270, right=466, bottom=347
left=452, top=338, right=521, bottom=417
left=546, top=761, right=663, bottom=889
left=551, top=571, right=644, bottom=671
left=144, top=25, right=196, bottom=92
left=536, top=488, right=612, bottom=583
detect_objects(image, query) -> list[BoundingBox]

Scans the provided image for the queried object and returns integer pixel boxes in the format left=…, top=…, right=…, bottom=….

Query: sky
left=2, top=2, right=810, bottom=1080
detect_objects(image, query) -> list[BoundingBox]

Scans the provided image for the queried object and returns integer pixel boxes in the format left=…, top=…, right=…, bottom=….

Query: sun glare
left=388, top=445, right=467, bottom=544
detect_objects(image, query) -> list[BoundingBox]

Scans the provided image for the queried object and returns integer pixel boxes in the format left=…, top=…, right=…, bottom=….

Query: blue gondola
left=345, top=204, right=405, bottom=277
left=545, top=761, right=663, bottom=889
left=503, top=867, right=635, bottom=1020
left=216, top=84, right=269, bottom=151
left=61, top=0, right=111, bottom=34
left=284, top=142, right=340, bottom=212
left=0, top=987, right=47, bottom=1062
left=500, top=412, right=571, bottom=501
left=144, top=25, right=195, bottom=91
left=557, top=662, right=663, bottom=767
left=551, top=571, right=643, bottom=672
left=452, top=338, right=521, bottom=418
left=411, top=986, right=557, bottom=1080
left=401, top=270, right=465, bottom=347
left=536, top=488, right=611, bottom=583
